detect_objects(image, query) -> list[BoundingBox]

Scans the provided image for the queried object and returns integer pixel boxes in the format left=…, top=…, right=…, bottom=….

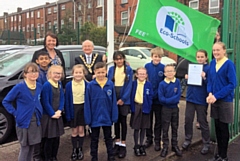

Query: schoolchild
left=84, top=62, right=118, bottom=161
left=33, top=51, right=51, bottom=161
left=3, top=63, right=43, bottom=161
left=41, top=65, right=65, bottom=161
left=35, top=51, right=51, bottom=85
left=144, top=47, right=165, bottom=151
left=130, top=67, right=153, bottom=157
left=182, top=50, right=210, bottom=154
left=158, top=64, right=182, bottom=157
left=65, top=64, right=88, bottom=160
left=207, top=42, right=237, bottom=161
left=107, top=51, right=133, bottom=158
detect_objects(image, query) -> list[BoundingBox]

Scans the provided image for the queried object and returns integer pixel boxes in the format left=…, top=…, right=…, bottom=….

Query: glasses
left=165, top=70, right=175, bottom=73
left=53, top=72, right=62, bottom=75
left=26, top=71, right=39, bottom=74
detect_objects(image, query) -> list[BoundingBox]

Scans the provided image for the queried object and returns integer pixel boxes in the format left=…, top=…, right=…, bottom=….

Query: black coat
left=75, top=53, right=103, bottom=81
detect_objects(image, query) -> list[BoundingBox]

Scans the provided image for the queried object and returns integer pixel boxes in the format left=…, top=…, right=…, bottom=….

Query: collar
left=48, top=79, right=58, bottom=88
left=137, top=79, right=146, bottom=84
left=24, top=79, right=36, bottom=90
left=216, top=56, right=228, bottom=64
left=164, top=77, right=176, bottom=84
left=85, top=53, right=93, bottom=58
left=72, top=79, right=84, bottom=85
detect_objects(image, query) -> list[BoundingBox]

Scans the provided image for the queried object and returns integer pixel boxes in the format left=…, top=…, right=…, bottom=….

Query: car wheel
left=0, top=107, right=14, bottom=144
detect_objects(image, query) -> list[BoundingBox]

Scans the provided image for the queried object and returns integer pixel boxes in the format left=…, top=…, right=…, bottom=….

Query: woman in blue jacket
left=3, top=63, right=43, bottom=161
left=108, top=51, right=133, bottom=158
left=207, top=42, right=237, bottom=161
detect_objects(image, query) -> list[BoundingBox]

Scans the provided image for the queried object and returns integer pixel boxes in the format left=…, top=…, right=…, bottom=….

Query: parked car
left=0, top=45, right=28, bottom=59
left=119, top=47, right=176, bottom=71
left=0, top=45, right=106, bottom=144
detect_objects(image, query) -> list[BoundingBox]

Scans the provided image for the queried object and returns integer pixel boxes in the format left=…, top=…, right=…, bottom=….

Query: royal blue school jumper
left=2, top=81, right=43, bottom=128
left=186, top=64, right=209, bottom=106
left=207, top=59, right=237, bottom=102
left=130, top=80, right=153, bottom=114
left=158, top=78, right=181, bottom=108
left=145, top=61, right=165, bottom=104
left=107, top=65, right=133, bottom=105
left=37, top=66, right=48, bottom=85
left=84, top=79, right=118, bottom=127
left=41, top=81, right=64, bottom=117
left=64, top=80, right=88, bottom=122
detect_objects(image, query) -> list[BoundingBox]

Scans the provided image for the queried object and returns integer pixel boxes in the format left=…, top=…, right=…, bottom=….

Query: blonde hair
left=134, top=67, right=148, bottom=80
left=151, top=47, right=164, bottom=57
left=47, top=65, right=64, bottom=80
left=214, top=41, right=226, bottom=50
left=23, top=63, right=39, bottom=78
left=72, top=64, right=88, bottom=75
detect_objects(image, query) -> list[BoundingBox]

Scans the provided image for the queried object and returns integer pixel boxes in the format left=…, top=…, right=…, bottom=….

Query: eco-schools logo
left=156, top=6, right=193, bottom=49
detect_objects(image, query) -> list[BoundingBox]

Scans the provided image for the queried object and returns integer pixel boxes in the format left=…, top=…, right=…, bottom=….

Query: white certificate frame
left=187, top=64, right=203, bottom=86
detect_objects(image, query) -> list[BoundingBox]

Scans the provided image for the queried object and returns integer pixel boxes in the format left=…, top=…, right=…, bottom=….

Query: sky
left=0, top=0, right=57, bottom=15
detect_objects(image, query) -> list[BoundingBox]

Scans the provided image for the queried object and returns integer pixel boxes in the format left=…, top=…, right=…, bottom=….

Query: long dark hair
left=112, top=51, right=128, bottom=82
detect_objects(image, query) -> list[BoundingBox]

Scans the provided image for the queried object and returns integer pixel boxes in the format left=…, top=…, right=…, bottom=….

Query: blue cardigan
left=107, top=65, right=133, bottom=105
left=130, top=80, right=153, bottom=114
left=186, top=64, right=209, bottom=106
left=2, top=81, right=43, bottom=128
left=207, top=59, right=237, bottom=102
left=41, top=81, right=64, bottom=116
left=158, top=78, right=181, bottom=108
left=64, top=80, right=88, bottom=122
left=37, top=66, right=48, bottom=85
left=84, top=79, right=118, bottom=127
left=145, top=61, right=165, bottom=104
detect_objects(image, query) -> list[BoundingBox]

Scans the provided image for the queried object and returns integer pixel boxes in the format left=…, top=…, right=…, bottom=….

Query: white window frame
left=31, top=24, right=34, bottom=31
left=48, top=22, right=52, bottom=29
left=37, top=11, right=40, bottom=18
left=87, top=15, right=91, bottom=21
left=61, top=5, right=65, bottom=10
left=48, top=8, right=52, bottom=14
left=14, top=15, right=17, bottom=21
left=54, top=6, right=57, bottom=13
left=189, top=0, right=199, bottom=10
left=22, top=27, right=25, bottom=32
left=26, top=12, right=29, bottom=18
left=11, top=16, right=13, bottom=22
left=121, top=0, right=128, bottom=4
left=209, top=0, right=220, bottom=14
left=19, top=15, right=21, bottom=21
left=41, top=24, right=44, bottom=31
left=18, top=25, right=21, bottom=31
left=27, top=25, right=29, bottom=32
left=37, top=24, right=40, bottom=33
left=31, top=11, right=34, bottom=18
left=97, top=16, right=103, bottom=27
left=14, top=26, right=17, bottom=31
left=121, top=11, right=128, bottom=25
left=97, top=0, right=103, bottom=7
left=78, top=4, right=81, bottom=10
left=88, top=1, right=92, bottom=9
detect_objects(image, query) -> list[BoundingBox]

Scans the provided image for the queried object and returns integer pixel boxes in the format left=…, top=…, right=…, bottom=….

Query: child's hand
left=201, top=72, right=206, bottom=80
left=52, top=114, right=60, bottom=119
left=117, top=99, right=124, bottom=106
left=55, top=110, right=62, bottom=116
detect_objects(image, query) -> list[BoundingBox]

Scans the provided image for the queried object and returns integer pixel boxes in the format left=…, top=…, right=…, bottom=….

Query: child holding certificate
left=182, top=49, right=210, bottom=155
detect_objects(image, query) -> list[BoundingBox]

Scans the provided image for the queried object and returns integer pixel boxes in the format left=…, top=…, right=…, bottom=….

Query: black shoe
left=144, top=139, right=153, bottom=148
left=77, top=147, right=84, bottom=160
left=113, top=144, right=120, bottom=156
left=108, top=156, right=116, bottom=161
left=154, top=144, right=161, bottom=151
left=160, top=148, right=168, bottom=157
left=71, top=148, right=77, bottom=160
left=172, top=146, right=182, bottom=157
left=118, top=146, right=126, bottom=158
left=51, top=157, right=58, bottom=161
left=139, top=145, right=146, bottom=156
left=91, top=157, right=98, bottom=161
left=208, top=154, right=220, bottom=161
left=134, top=145, right=141, bottom=156
left=201, top=144, right=210, bottom=155
left=182, top=141, right=191, bottom=150
left=220, top=157, right=228, bottom=161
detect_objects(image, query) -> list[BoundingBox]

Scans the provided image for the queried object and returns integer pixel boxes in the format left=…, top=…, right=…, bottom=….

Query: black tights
left=44, top=137, right=60, bottom=160
left=215, top=119, right=229, bottom=158
left=134, top=128, right=146, bottom=146
left=114, top=114, right=127, bottom=141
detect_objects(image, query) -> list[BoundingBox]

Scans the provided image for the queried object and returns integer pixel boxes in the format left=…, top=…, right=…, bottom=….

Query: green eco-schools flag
left=129, top=0, right=221, bottom=62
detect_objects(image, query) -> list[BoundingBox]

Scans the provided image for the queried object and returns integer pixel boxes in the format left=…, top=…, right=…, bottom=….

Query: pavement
left=0, top=100, right=240, bottom=161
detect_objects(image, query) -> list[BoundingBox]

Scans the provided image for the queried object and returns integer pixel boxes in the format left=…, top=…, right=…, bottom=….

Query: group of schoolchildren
left=2, top=46, right=211, bottom=161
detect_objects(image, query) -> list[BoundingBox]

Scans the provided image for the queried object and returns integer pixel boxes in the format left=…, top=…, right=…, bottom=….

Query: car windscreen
left=0, top=53, right=32, bottom=77
left=140, top=49, right=151, bottom=57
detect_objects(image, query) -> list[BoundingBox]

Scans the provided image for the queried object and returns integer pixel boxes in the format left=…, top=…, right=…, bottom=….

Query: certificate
left=187, top=64, right=203, bottom=86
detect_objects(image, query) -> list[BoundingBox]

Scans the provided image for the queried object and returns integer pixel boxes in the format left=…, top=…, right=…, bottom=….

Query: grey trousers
left=184, top=101, right=210, bottom=144
left=18, top=144, right=34, bottom=161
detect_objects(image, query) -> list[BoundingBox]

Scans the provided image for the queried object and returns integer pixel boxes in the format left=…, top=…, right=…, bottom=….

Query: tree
left=80, top=22, right=107, bottom=47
